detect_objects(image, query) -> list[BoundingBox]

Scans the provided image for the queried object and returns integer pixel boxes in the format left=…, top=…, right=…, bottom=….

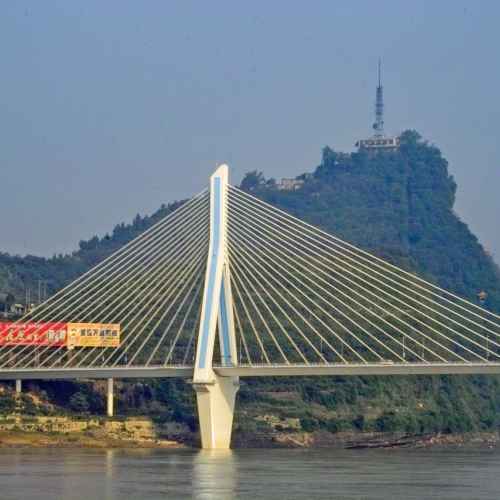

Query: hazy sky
left=1, top=1, right=499, bottom=261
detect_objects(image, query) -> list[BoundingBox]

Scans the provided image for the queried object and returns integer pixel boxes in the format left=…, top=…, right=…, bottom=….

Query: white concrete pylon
left=193, top=164, right=239, bottom=449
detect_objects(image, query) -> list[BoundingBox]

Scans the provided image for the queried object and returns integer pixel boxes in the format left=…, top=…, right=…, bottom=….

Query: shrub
left=69, top=392, right=90, bottom=413
left=300, top=417, right=319, bottom=432
left=0, top=393, right=16, bottom=414
left=325, top=418, right=350, bottom=433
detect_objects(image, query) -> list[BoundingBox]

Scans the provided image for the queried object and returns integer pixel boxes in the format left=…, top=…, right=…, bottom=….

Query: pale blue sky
left=1, top=1, right=499, bottom=260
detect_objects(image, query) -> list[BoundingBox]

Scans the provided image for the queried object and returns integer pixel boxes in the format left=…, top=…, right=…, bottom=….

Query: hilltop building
left=356, top=59, right=400, bottom=151
left=276, top=173, right=312, bottom=191
left=277, top=178, right=304, bottom=191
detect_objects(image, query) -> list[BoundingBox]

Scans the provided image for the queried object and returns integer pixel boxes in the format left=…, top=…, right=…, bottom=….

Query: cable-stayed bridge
left=1, top=165, right=500, bottom=448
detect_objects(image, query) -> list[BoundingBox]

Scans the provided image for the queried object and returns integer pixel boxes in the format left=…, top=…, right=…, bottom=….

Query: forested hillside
left=2, top=130, right=498, bottom=312
left=242, top=130, right=500, bottom=312
left=2, top=130, right=500, bottom=444
left=0, top=200, right=184, bottom=303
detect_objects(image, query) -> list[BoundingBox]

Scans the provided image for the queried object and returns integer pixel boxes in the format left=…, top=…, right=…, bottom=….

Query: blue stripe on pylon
left=198, top=177, right=221, bottom=369
left=219, top=278, right=232, bottom=365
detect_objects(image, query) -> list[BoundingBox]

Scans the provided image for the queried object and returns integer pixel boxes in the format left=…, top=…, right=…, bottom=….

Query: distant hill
left=0, top=200, right=184, bottom=305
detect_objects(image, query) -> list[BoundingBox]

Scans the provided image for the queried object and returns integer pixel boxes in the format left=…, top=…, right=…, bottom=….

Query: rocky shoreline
left=1, top=414, right=497, bottom=450
left=0, top=415, right=187, bottom=449
left=0, top=430, right=184, bottom=449
left=234, top=429, right=499, bottom=450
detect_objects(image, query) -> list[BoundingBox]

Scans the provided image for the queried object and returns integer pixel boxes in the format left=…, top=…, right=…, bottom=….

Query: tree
left=240, top=170, right=265, bottom=191
left=69, top=392, right=90, bottom=413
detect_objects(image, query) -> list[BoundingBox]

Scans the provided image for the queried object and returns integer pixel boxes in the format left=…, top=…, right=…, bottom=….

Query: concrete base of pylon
left=193, top=375, right=239, bottom=449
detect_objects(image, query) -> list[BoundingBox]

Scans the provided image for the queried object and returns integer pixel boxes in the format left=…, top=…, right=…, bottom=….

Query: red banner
left=0, top=322, right=67, bottom=346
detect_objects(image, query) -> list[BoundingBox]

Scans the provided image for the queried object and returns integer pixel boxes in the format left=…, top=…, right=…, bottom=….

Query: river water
left=0, top=447, right=499, bottom=499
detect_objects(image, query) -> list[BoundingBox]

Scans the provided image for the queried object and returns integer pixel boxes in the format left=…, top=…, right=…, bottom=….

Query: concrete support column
left=192, top=165, right=239, bottom=449
left=107, top=378, right=114, bottom=417
left=193, top=375, right=239, bottom=449
left=15, top=379, right=22, bottom=395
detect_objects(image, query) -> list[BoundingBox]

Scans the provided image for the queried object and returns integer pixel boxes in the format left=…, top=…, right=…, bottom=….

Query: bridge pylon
left=192, top=164, right=239, bottom=449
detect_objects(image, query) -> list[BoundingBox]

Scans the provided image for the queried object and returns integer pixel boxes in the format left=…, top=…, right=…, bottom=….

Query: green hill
left=1, top=130, right=500, bottom=445
left=242, top=130, right=500, bottom=312
left=0, top=200, right=184, bottom=304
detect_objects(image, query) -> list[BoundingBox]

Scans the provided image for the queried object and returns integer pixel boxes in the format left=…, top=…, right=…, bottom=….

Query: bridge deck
left=2, top=362, right=500, bottom=380
left=217, top=363, right=500, bottom=377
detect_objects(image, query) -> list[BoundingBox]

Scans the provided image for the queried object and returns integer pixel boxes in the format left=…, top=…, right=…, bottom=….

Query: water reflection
left=193, top=450, right=236, bottom=500
left=1, top=448, right=500, bottom=500
left=105, top=449, right=115, bottom=498
left=106, top=449, right=115, bottom=479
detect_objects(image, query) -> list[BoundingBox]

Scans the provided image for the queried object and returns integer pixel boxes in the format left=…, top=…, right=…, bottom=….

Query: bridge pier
left=15, top=379, right=22, bottom=395
left=107, top=378, right=114, bottom=417
left=193, top=375, right=239, bottom=449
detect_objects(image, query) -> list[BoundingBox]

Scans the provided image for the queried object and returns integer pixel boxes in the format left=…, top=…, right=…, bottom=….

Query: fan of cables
left=227, top=186, right=500, bottom=366
left=0, top=190, right=209, bottom=370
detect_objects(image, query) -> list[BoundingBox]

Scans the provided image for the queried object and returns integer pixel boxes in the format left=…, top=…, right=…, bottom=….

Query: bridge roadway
left=2, top=362, right=500, bottom=381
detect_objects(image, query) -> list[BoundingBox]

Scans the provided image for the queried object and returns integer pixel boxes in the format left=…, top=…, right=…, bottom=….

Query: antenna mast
left=355, top=58, right=399, bottom=151
left=373, top=58, right=384, bottom=137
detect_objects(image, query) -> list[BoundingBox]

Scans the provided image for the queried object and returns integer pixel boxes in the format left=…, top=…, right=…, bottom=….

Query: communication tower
left=356, top=59, right=399, bottom=151
left=373, top=58, right=384, bottom=137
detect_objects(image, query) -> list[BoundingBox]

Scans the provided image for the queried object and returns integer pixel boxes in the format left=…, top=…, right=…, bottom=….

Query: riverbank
left=274, top=430, right=499, bottom=449
left=233, top=429, right=500, bottom=450
left=0, top=430, right=183, bottom=448
left=0, top=415, right=187, bottom=449
left=0, top=414, right=498, bottom=450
